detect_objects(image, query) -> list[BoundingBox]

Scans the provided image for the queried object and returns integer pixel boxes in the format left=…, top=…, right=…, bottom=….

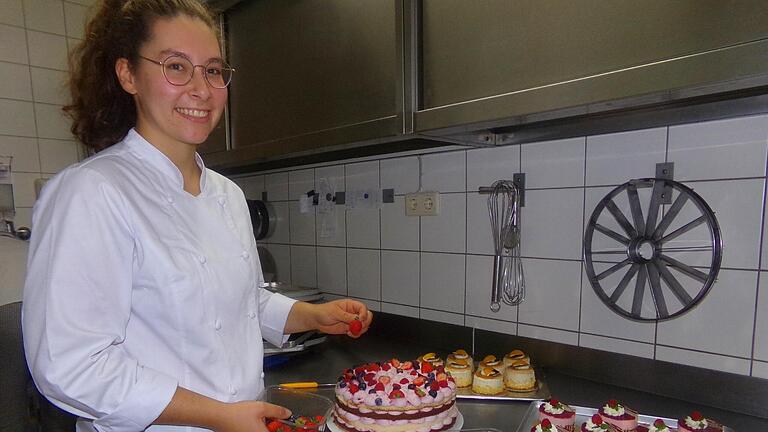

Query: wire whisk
left=488, top=179, right=525, bottom=311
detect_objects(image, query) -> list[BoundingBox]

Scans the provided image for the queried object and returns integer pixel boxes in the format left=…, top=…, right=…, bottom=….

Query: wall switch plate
left=405, top=191, right=440, bottom=216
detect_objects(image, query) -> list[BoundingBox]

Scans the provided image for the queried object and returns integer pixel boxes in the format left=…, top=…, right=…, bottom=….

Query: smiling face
left=116, top=15, right=227, bottom=156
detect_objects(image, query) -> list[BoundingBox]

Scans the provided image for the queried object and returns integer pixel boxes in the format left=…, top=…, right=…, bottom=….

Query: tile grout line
left=577, top=136, right=588, bottom=348
left=748, top=150, right=768, bottom=376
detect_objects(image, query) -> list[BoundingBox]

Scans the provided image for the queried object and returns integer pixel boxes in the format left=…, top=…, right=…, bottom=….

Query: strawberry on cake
left=646, top=419, right=671, bottom=432
left=582, top=414, right=618, bottom=432
left=333, top=358, right=458, bottom=432
left=531, top=418, right=564, bottom=432
left=677, top=411, right=723, bottom=432
left=598, top=400, right=638, bottom=432
left=538, top=398, right=575, bottom=432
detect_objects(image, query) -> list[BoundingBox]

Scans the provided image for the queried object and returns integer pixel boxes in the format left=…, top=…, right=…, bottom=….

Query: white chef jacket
left=22, top=128, right=297, bottom=432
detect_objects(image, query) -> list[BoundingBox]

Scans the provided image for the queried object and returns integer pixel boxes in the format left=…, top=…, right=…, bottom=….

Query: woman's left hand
left=312, top=299, right=373, bottom=338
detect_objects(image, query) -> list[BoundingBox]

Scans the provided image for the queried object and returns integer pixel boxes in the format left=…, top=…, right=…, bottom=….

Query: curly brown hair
left=64, top=0, right=219, bottom=152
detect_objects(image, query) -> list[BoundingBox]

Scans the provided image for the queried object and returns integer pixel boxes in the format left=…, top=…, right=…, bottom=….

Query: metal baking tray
left=514, top=400, right=734, bottom=432
left=456, top=368, right=550, bottom=401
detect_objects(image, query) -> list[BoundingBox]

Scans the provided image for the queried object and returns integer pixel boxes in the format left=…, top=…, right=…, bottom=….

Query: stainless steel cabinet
left=417, top=0, right=768, bottom=133
left=212, top=0, right=402, bottom=165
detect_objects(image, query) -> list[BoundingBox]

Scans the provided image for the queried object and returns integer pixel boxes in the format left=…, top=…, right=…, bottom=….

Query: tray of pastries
left=425, top=349, right=550, bottom=401
left=518, top=398, right=733, bottom=432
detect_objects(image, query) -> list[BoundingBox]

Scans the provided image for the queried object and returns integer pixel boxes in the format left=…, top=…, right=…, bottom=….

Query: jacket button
left=218, top=197, right=226, bottom=206
left=214, top=319, right=222, bottom=330
left=165, top=196, right=174, bottom=204
left=229, top=385, right=237, bottom=395
left=198, top=255, right=207, bottom=264
left=241, top=251, right=250, bottom=259
left=248, top=311, right=256, bottom=319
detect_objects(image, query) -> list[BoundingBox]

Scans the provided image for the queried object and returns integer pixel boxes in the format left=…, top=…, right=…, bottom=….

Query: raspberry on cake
left=333, top=358, right=458, bottom=432
left=597, top=399, right=637, bottom=432
left=677, top=411, right=724, bottom=432
left=582, top=414, right=619, bottom=432
left=531, top=418, right=564, bottom=432
left=538, top=398, right=575, bottom=432
left=647, top=419, right=671, bottom=432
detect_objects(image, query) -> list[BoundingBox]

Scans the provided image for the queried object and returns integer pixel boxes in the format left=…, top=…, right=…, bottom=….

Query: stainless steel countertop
left=264, top=334, right=768, bottom=431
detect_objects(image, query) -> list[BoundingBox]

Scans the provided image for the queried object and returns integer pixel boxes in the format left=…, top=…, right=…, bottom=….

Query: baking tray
left=514, top=400, right=734, bottom=432
left=456, top=368, right=550, bottom=401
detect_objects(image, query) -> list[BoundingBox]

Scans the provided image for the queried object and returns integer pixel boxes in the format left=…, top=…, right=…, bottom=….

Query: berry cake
left=645, top=419, right=671, bottom=432
left=538, top=399, right=575, bottom=432
left=677, top=411, right=723, bottom=432
left=598, top=400, right=637, bottom=432
left=332, top=359, right=459, bottom=432
left=581, top=414, right=618, bottom=432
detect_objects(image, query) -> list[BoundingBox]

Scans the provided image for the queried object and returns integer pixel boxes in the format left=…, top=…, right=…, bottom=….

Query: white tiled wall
left=234, top=113, right=768, bottom=379
left=0, top=0, right=89, bottom=227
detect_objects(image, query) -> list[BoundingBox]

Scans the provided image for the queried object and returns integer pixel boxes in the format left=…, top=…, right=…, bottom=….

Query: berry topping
left=608, top=399, right=619, bottom=408
left=392, top=384, right=401, bottom=390
left=429, top=381, right=440, bottom=391
left=550, top=398, right=559, bottom=406
left=436, top=372, right=447, bottom=381
left=374, top=397, right=383, bottom=406
left=349, top=319, right=362, bottom=336
left=389, top=389, right=405, bottom=399
left=391, top=358, right=401, bottom=368
left=438, top=380, right=448, bottom=388
left=354, top=366, right=365, bottom=375
left=382, top=363, right=391, bottom=371
left=591, top=414, right=602, bottom=425
left=421, top=362, right=434, bottom=373
left=339, top=381, right=346, bottom=388
left=364, top=373, right=375, bottom=382
left=413, top=376, right=425, bottom=386
left=541, top=419, right=552, bottom=428
left=690, top=411, right=703, bottom=421
left=653, top=419, right=667, bottom=428
left=400, top=378, right=409, bottom=384
left=348, top=384, right=359, bottom=394
left=401, top=361, right=413, bottom=370
left=378, top=376, right=391, bottom=384
left=374, top=383, right=385, bottom=392
left=358, top=382, right=367, bottom=390
left=408, top=384, right=416, bottom=390
left=368, top=388, right=376, bottom=394
left=428, top=389, right=438, bottom=397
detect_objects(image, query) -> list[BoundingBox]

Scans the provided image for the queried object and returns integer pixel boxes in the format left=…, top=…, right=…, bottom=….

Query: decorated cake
left=677, top=411, right=723, bottom=432
left=471, top=366, right=504, bottom=395
left=332, top=359, right=459, bottom=432
left=503, top=349, right=530, bottom=369
left=646, top=419, right=671, bottom=432
left=581, top=414, right=618, bottom=432
left=538, top=398, right=575, bottom=431
left=531, top=418, right=563, bottom=432
left=418, top=352, right=444, bottom=368
left=446, top=349, right=473, bottom=371
left=504, top=359, right=536, bottom=391
left=444, top=358, right=472, bottom=388
left=598, top=400, right=637, bottom=432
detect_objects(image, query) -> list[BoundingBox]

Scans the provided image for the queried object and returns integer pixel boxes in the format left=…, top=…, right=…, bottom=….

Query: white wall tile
left=233, top=175, right=265, bottom=200
left=381, top=156, right=419, bottom=194
left=521, top=137, right=585, bottom=189
left=347, top=248, right=380, bottom=300
left=0, top=100, right=35, bottom=136
left=0, top=0, right=24, bottom=26
left=517, top=259, right=581, bottom=331
left=288, top=168, right=314, bottom=201
left=316, top=207, right=346, bottom=247
left=346, top=208, right=379, bottom=248
left=465, top=254, right=518, bottom=322
left=351, top=297, right=381, bottom=312
left=38, top=138, right=77, bottom=173
left=289, top=202, right=315, bottom=245
left=420, top=309, right=464, bottom=326
left=579, top=268, right=657, bottom=343
left=421, top=192, right=465, bottom=253
left=466, top=145, right=520, bottom=192
left=0, top=25, right=28, bottom=63
left=34, top=103, right=70, bottom=139
left=264, top=201, right=289, bottom=243
left=0, top=62, right=32, bottom=100
left=30, top=67, right=66, bottom=104
left=381, top=302, right=419, bottom=319
left=751, top=273, right=768, bottom=361
left=586, top=127, right=667, bottom=186
left=290, top=245, right=316, bottom=288
left=421, top=151, right=465, bottom=193
left=466, top=192, right=494, bottom=255
left=420, top=252, right=464, bottom=313
left=668, top=114, right=768, bottom=181
left=518, top=324, right=578, bottom=346
left=265, top=172, right=289, bottom=201
left=655, top=345, right=750, bottom=375
left=317, top=246, right=346, bottom=295
left=12, top=206, right=32, bottom=227
left=23, top=0, right=65, bottom=34
left=64, top=0, right=93, bottom=6
left=521, top=188, right=584, bottom=260
left=27, top=30, right=67, bottom=70
left=315, top=165, right=344, bottom=196
left=63, top=1, right=87, bottom=39
left=667, top=179, right=763, bottom=270
left=465, top=315, right=516, bottom=336
left=10, top=171, right=39, bottom=207
left=579, top=333, right=654, bottom=359
left=381, top=196, right=419, bottom=251
left=0, top=136, right=38, bottom=172
left=345, top=160, right=378, bottom=191
left=381, top=250, right=419, bottom=306
left=752, top=361, right=768, bottom=379
left=657, top=269, right=757, bottom=358
left=262, top=243, right=290, bottom=283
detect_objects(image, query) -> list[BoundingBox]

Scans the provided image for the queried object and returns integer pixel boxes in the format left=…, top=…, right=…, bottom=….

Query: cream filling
left=684, top=416, right=708, bottom=429
left=334, top=405, right=457, bottom=432
left=602, top=404, right=625, bottom=416
left=541, top=401, right=564, bottom=415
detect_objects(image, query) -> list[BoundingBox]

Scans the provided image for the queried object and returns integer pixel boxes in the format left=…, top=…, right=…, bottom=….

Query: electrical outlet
left=405, top=191, right=440, bottom=216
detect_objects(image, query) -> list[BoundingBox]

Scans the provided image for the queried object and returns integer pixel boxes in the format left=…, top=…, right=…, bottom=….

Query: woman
left=21, top=1, right=372, bottom=431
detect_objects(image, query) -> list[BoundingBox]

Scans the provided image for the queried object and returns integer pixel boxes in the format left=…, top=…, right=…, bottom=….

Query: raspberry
left=349, top=319, right=362, bottom=336
left=541, top=419, right=552, bottom=428
left=550, top=398, right=559, bottom=406
left=591, top=414, right=602, bottom=425
left=690, top=411, right=703, bottom=421
left=400, top=378, right=409, bottom=384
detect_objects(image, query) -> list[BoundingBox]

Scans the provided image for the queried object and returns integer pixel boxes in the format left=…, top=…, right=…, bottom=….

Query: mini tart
left=538, top=398, right=575, bottom=432
left=446, top=349, right=474, bottom=371
left=471, top=366, right=504, bottom=395
left=597, top=400, right=637, bottom=432
left=419, top=352, right=444, bottom=367
left=503, top=349, right=531, bottom=369
left=479, top=354, right=503, bottom=370
left=445, top=359, right=472, bottom=387
left=677, top=411, right=723, bottom=432
left=504, top=359, right=536, bottom=391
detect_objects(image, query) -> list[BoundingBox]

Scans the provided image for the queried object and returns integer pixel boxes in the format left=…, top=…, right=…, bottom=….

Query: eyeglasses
left=139, top=54, right=235, bottom=89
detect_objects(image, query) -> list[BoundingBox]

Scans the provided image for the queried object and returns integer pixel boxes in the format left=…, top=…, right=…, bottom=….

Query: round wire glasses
left=139, top=54, right=235, bottom=89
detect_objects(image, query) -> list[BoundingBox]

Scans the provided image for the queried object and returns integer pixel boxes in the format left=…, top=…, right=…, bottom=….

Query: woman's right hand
left=215, top=400, right=292, bottom=432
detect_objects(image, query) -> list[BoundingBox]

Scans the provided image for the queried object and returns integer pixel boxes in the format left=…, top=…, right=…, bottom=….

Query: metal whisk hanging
left=487, top=179, right=525, bottom=311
